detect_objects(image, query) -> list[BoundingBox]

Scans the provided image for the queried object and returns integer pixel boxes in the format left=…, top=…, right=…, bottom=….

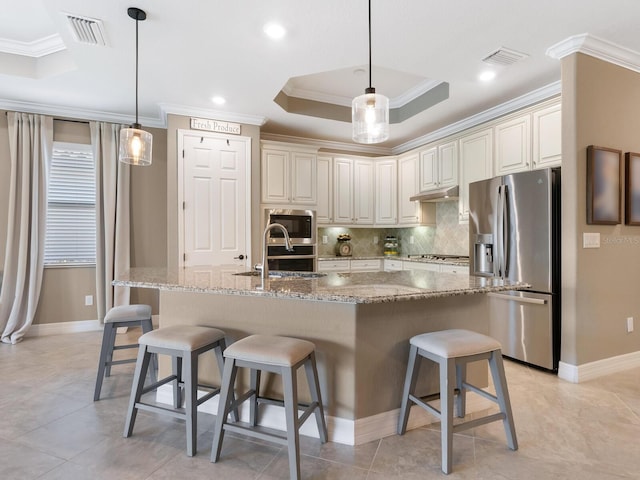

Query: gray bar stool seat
left=211, top=334, right=328, bottom=480
left=94, top=304, right=155, bottom=401
left=397, top=329, right=518, bottom=474
left=124, top=325, right=232, bottom=456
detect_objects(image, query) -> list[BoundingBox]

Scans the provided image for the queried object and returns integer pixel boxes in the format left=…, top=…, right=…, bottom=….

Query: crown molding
left=260, top=132, right=392, bottom=156
left=158, top=103, right=266, bottom=126
left=0, top=34, right=66, bottom=58
left=546, top=33, right=640, bottom=74
left=0, top=98, right=164, bottom=127
left=392, top=81, right=561, bottom=154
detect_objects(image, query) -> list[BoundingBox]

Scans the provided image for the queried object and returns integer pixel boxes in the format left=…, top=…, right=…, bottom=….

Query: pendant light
left=119, top=7, right=153, bottom=166
left=352, top=0, right=389, bottom=144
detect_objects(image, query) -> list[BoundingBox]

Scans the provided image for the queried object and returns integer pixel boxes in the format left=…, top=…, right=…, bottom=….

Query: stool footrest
left=141, top=375, right=177, bottom=395
left=452, top=412, right=505, bottom=433
left=409, top=393, right=441, bottom=418
left=462, top=382, right=498, bottom=404
left=113, top=343, right=138, bottom=351
left=195, top=385, right=221, bottom=406
left=135, top=401, right=185, bottom=420
left=106, top=358, right=137, bottom=367
left=222, top=422, right=288, bottom=447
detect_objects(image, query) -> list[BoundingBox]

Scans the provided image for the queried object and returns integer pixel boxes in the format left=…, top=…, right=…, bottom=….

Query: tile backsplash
left=318, top=201, right=469, bottom=257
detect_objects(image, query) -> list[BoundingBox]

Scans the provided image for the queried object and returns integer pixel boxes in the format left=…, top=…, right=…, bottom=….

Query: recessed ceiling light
left=263, top=23, right=286, bottom=39
left=211, top=96, right=226, bottom=105
left=478, top=70, right=496, bottom=82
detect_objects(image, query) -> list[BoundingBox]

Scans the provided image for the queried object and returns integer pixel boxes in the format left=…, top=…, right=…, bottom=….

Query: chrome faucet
left=257, top=223, right=294, bottom=279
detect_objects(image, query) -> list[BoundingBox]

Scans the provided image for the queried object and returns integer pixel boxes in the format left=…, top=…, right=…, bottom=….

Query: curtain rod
left=3, top=111, right=90, bottom=125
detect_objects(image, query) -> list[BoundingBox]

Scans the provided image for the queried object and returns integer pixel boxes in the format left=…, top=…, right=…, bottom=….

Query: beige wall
left=0, top=114, right=167, bottom=325
left=561, top=53, right=640, bottom=365
left=165, top=115, right=262, bottom=269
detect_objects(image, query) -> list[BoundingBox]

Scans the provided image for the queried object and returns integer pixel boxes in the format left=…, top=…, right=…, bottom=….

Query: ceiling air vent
left=65, top=13, right=108, bottom=46
left=482, top=47, right=528, bottom=66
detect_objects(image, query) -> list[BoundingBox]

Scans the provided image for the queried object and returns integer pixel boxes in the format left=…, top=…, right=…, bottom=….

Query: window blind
left=44, top=142, right=96, bottom=265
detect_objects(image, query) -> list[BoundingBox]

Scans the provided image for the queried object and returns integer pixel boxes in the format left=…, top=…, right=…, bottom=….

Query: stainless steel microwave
left=264, top=209, right=316, bottom=245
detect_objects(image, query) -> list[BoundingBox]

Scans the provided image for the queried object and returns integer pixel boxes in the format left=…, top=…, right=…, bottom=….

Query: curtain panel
left=0, top=112, right=53, bottom=344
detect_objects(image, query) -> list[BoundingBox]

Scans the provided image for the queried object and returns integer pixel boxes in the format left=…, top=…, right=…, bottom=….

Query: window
left=44, top=142, right=96, bottom=265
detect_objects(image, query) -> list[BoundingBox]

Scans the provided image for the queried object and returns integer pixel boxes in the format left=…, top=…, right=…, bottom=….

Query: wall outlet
left=322, top=235, right=328, bottom=244
left=627, top=317, right=634, bottom=333
left=373, top=236, right=378, bottom=245
left=409, top=235, right=415, bottom=245
left=85, top=295, right=93, bottom=306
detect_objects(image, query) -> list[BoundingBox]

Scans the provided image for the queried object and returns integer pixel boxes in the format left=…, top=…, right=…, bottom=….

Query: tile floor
left=1, top=329, right=639, bottom=479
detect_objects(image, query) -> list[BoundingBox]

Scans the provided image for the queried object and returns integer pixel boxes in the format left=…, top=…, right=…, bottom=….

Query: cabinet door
left=375, top=158, right=397, bottom=225
left=291, top=151, right=316, bottom=204
left=398, top=153, right=420, bottom=224
left=533, top=103, right=561, bottom=168
left=316, top=156, right=332, bottom=224
left=459, top=128, right=493, bottom=222
left=333, top=157, right=354, bottom=224
left=438, top=141, right=458, bottom=188
left=495, top=114, right=531, bottom=175
left=261, top=149, right=290, bottom=203
left=353, top=159, right=374, bottom=224
left=419, top=146, right=438, bottom=191
left=350, top=259, right=382, bottom=271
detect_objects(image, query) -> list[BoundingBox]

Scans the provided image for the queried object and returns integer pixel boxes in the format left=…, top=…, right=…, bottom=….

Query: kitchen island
left=115, top=265, right=527, bottom=445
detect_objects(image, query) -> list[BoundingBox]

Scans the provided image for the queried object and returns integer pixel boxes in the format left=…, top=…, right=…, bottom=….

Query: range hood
left=410, top=185, right=459, bottom=202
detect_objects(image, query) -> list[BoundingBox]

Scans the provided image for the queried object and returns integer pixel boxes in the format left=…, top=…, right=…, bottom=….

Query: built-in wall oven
left=264, top=209, right=317, bottom=271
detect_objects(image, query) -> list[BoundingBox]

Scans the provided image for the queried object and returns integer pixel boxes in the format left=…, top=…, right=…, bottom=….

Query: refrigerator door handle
left=487, top=292, right=547, bottom=305
left=496, top=185, right=504, bottom=277
left=502, top=184, right=510, bottom=277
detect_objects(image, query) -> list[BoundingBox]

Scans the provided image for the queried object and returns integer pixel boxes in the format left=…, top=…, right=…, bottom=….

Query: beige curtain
left=90, top=122, right=130, bottom=322
left=0, top=112, right=53, bottom=344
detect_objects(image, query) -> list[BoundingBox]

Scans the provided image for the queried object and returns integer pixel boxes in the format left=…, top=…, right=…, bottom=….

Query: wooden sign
left=190, top=117, right=241, bottom=135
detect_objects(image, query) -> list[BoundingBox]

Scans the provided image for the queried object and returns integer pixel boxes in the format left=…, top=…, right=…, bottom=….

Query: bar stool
left=94, top=304, right=155, bottom=401
left=211, top=334, right=328, bottom=480
left=397, top=329, right=518, bottom=474
left=124, top=325, right=231, bottom=456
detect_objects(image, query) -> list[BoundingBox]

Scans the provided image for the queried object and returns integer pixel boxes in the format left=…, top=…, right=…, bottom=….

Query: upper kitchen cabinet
left=261, top=142, right=317, bottom=205
left=419, top=141, right=458, bottom=192
left=375, top=157, right=398, bottom=225
left=532, top=102, right=562, bottom=169
left=333, top=157, right=375, bottom=225
left=316, top=155, right=333, bottom=224
left=459, top=127, right=493, bottom=222
left=494, top=100, right=561, bottom=175
left=398, top=152, right=421, bottom=224
left=494, top=113, right=531, bottom=175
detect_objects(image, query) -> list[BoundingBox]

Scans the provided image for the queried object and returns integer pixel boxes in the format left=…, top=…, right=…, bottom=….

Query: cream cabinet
left=458, top=127, right=493, bottom=222
left=398, top=152, right=421, bottom=225
left=316, top=155, right=333, bottom=224
left=317, top=259, right=350, bottom=272
left=383, top=258, right=404, bottom=271
left=419, top=141, right=458, bottom=192
left=375, top=158, right=397, bottom=225
left=403, top=261, right=440, bottom=272
left=494, top=114, right=531, bottom=175
left=261, top=143, right=317, bottom=205
left=350, top=259, right=382, bottom=271
left=334, top=157, right=374, bottom=225
left=532, top=102, right=562, bottom=168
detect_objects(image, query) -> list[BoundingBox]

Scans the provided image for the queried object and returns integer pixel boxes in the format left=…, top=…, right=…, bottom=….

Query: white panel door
left=375, top=158, right=397, bottom=225
left=316, top=155, right=333, bottom=224
left=333, top=157, right=354, bottom=223
left=398, top=153, right=420, bottom=224
left=353, top=159, right=374, bottom=224
left=495, top=114, right=531, bottom=175
left=181, top=132, right=249, bottom=267
left=419, top=146, right=438, bottom=191
left=291, top=151, right=317, bottom=204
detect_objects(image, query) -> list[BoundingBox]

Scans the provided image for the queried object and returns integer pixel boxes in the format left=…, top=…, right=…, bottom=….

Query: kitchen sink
left=233, top=270, right=327, bottom=279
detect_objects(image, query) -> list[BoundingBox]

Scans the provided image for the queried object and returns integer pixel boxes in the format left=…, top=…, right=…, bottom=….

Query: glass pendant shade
left=352, top=88, right=390, bottom=144
left=119, top=126, right=153, bottom=166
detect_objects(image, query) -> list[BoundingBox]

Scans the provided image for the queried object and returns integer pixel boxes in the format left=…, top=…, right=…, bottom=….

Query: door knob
left=234, top=254, right=245, bottom=260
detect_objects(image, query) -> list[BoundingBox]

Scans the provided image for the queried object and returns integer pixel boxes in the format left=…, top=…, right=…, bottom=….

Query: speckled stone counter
left=115, top=265, right=527, bottom=445
left=114, top=265, right=525, bottom=304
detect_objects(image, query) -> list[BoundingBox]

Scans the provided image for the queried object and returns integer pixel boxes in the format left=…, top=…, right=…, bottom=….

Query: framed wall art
left=625, top=152, right=640, bottom=225
left=587, top=145, right=622, bottom=225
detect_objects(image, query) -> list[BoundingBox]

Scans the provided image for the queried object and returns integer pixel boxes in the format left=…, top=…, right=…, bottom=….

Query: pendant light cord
left=135, top=14, right=139, bottom=126
left=368, top=0, right=372, bottom=90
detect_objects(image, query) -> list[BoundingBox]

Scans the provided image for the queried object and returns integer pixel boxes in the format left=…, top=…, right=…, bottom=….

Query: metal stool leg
left=282, top=365, right=301, bottom=480
left=124, top=345, right=151, bottom=437
left=397, top=344, right=420, bottom=435
left=440, top=357, right=456, bottom=475
left=489, top=351, right=518, bottom=451
left=94, top=322, right=116, bottom=401
left=304, top=352, right=328, bottom=443
left=184, top=350, right=198, bottom=456
left=455, top=362, right=467, bottom=418
left=211, top=358, right=238, bottom=463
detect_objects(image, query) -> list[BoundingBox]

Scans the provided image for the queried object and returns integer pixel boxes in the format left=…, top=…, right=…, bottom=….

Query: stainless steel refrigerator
left=469, top=167, right=560, bottom=371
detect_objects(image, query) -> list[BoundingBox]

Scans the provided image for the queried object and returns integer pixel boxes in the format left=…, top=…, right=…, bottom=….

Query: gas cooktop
left=406, top=254, right=470, bottom=264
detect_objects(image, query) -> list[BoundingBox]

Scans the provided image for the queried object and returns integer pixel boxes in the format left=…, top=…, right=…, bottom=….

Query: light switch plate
left=583, top=232, right=600, bottom=248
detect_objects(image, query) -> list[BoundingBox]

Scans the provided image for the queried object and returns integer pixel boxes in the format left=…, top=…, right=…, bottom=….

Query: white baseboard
left=558, top=350, right=640, bottom=383
left=26, top=319, right=102, bottom=336
left=26, top=314, right=160, bottom=338
left=155, top=384, right=494, bottom=446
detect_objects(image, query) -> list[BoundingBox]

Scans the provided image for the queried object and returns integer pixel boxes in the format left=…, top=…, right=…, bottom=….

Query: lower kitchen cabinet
left=317, top=259, right=350, bottom=272
left=350, top=259, right=382, bottom=272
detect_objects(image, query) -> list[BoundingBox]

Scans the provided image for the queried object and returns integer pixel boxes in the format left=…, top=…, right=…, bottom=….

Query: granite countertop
left=114, top=265, right=527, bottom=304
